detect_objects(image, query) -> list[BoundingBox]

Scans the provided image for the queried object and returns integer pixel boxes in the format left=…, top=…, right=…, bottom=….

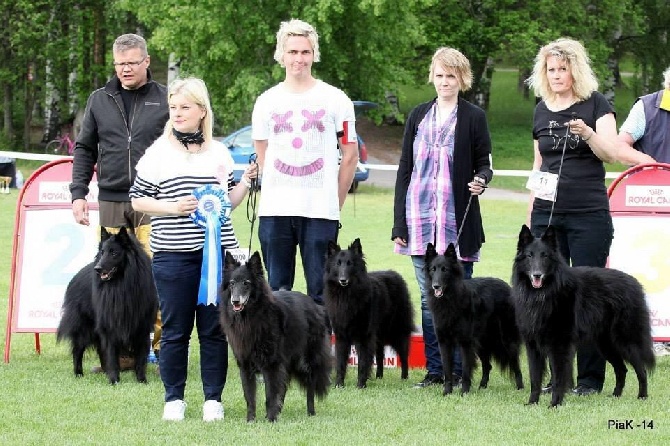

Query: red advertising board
left=608, top=163, right=670, bottom=342
left=4, top=159, right=99, bottom=362
left=330, top=334, right=426, bottom=369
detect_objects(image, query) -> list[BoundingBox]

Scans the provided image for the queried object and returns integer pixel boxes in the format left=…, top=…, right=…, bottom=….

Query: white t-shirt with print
left=251, top=80, right=355, bottom=220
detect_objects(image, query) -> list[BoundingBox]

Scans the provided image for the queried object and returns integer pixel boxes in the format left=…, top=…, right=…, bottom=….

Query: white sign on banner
left=609, top=216, right=670, bottom=339
left=624, top=185, right=670, bottom=207
left=15, top=209, right=99, bottom=331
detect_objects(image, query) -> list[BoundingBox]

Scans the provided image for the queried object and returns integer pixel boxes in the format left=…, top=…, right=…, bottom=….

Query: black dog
left=56, top=226, right=158, bottom=384
left=512, top=225, right=655, bottom=407
left=219, top=252, right=331, bottom=422
left=425, top=242, right=524, bottom=395
left=324, top=238, right=415, bottom=388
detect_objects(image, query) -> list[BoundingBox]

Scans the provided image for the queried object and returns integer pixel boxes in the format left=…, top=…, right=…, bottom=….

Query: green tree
left=124, top=0, right=424, bottom=131
left=618, top=0, right=670, bottom=96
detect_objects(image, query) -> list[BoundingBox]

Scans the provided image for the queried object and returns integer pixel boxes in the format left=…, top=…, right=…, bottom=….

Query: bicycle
left=45, top=133, right=75, bottom=155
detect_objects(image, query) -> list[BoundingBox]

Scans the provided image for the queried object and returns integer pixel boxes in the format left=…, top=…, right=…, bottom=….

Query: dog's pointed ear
left=224, top=251, right=239, bottom=270
left=541, top=225, right=558, bottom=250
left=350, top=238, right=362, bottom=255
left=327, top=240, right=340, bottom=257
left=517, top=224, right=534, bottom=251
left=117, top=226, right=130, bottom=241
left=100, top=227, right=111, bottom=241
left=248, top=251, right=265, bottom=276
left=425, top=242, right=437, bottom=262
left=445, top=243, right=457, bottom=259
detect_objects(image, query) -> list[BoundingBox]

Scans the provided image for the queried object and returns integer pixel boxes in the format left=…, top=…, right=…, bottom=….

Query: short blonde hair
left=527, top=38, right=598, bottom=102
left=274, top=19, right=320, bottom=67
left=429, top=47, right=472, bottom=92
left=164, top=77, right=213, bottom=143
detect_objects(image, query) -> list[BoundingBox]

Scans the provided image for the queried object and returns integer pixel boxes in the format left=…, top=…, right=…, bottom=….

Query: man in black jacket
left=69, top=33, right=169, bottom=371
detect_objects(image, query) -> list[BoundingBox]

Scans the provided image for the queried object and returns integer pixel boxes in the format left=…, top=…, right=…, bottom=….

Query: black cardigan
left=391, top=97, right=493, bottom=258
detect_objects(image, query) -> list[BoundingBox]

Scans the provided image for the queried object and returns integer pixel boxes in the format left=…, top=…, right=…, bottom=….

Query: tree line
left=1, top=0, right=669, bottom=151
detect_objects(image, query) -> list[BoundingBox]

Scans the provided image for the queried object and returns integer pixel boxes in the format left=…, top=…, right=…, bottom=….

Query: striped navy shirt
left=129, top=136, right=240, bottom=253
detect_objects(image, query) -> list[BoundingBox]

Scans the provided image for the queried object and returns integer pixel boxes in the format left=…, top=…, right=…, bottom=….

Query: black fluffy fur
left=324, top=238, right=415, bottom=388
left=56, top=225, right=158, bottom=384
left=512, top=224, right=655, bottom=407
left=425, top=242, right=524, bottom=395
left=219, top=251, right=331, bottom=422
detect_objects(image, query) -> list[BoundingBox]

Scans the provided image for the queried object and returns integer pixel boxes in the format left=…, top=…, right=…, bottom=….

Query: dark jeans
left=258, top=216, right=339, bottom=305
left=531, top=209, right=614, bottom=391
left=152, top=249, right=228, bottom=402
left=412, top=255, right=473, bottom=378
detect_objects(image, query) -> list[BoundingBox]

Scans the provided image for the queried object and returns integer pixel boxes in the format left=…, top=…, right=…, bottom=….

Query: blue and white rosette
left=190, top=184, right=232, bottom=306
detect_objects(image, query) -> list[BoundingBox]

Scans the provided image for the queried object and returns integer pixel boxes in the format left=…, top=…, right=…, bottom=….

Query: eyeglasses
left=113, top=57, right=146, bottom=69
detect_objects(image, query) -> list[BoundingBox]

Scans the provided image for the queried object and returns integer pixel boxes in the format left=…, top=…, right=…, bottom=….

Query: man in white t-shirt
left=251, top=18, right=358, bottom=306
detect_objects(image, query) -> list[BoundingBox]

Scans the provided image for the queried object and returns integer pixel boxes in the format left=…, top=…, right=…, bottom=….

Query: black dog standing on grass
left=513, top=225, right=655, bottom=407
left=219, top=252, right=331, bottom=422
left=425, top=242, right=524, bottom=396
left=324, top=238, right=415, bottom=388
left=56, top=225, right=158, bottom=385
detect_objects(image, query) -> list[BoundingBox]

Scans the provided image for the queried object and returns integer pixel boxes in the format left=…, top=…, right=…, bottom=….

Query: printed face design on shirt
left=272, top=111, right=293, bottom=134
left=272, top=108, right=326, bottom=177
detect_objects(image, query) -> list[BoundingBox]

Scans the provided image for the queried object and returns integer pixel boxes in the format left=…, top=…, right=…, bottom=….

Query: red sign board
left=608, top=163, right=670, bottom=342
left=4, top=159, right=99, bottom=362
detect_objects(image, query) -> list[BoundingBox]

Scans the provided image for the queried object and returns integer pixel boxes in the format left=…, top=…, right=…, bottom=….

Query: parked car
left=217, top=101, right=377, bottom=192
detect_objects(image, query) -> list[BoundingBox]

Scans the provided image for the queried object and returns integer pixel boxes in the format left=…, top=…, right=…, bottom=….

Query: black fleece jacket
left=392, top=97, right=493, bottom=258
left=70, top=71, right=169, bottom=202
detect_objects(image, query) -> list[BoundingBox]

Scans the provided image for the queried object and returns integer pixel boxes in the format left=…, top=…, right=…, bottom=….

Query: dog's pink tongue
left=531, top=277, right=543, bottom=289
left=434, top=289, right=443, bottom=298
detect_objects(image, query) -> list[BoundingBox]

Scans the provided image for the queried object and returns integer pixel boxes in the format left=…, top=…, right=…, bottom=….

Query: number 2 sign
left=5, top=159, right=99, bottom=362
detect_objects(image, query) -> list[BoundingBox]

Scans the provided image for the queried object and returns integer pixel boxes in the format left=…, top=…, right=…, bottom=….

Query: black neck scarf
left=172, top=128, right=205, bottom=149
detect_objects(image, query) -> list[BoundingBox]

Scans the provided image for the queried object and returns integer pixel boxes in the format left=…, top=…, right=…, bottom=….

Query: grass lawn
left=1, top=187, right=668, bottom=445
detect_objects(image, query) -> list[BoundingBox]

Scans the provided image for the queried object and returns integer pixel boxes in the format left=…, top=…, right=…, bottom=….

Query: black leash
left=455, top=176, right=487, bottom=248
left=547, top=114, right=573, bottom=226
left=246, top=154, right=259, bottom=255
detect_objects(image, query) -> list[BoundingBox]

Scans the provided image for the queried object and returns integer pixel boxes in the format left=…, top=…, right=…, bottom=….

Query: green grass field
left=1, top=187, right=668, bottom=445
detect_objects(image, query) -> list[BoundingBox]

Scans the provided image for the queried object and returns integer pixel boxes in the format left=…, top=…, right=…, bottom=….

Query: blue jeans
left=531, top=209, right=614, bottom=391
left=412, top=255, right=473, bottom=377
left=258, top=216, right=339, bottom=305
left=152, top=249, right=228, bottom=402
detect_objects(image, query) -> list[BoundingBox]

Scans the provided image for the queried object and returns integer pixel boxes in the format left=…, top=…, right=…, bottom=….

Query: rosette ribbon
left=190, top=184, right=232, bottom=306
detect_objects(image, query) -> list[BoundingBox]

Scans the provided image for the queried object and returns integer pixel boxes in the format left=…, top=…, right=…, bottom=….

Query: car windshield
left=233, top=129, right=252, bottom=146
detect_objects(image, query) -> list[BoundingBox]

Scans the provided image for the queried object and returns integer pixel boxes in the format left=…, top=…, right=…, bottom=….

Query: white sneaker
left=162, top=400, right=186, bottom=421
left=202, top=400, right=224, bottom=422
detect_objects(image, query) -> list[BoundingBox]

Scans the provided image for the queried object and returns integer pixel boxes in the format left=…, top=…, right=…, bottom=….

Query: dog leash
left=246, top=154, right=259, bottom=255
left=547, top=114, right=573, bottom=226
left=455, top=176, right=487, bottom=247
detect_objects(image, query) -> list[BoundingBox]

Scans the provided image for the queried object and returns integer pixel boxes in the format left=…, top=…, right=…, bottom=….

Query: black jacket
left=70, top=71, right=169, bottom=202
left=392, top=97, right=493, bottom=258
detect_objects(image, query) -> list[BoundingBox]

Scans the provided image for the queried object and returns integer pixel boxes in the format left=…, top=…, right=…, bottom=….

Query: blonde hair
left=428, top=47, right=472, bottom=92
left=274, top=19, right=320, bottom=67
left=164, top=77, right=213, bottom=143
left=527, top=38, right=598, bottom=102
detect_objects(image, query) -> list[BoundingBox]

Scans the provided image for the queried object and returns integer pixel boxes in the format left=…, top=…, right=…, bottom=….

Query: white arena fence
left=0, top=150, right=624, bottom=180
